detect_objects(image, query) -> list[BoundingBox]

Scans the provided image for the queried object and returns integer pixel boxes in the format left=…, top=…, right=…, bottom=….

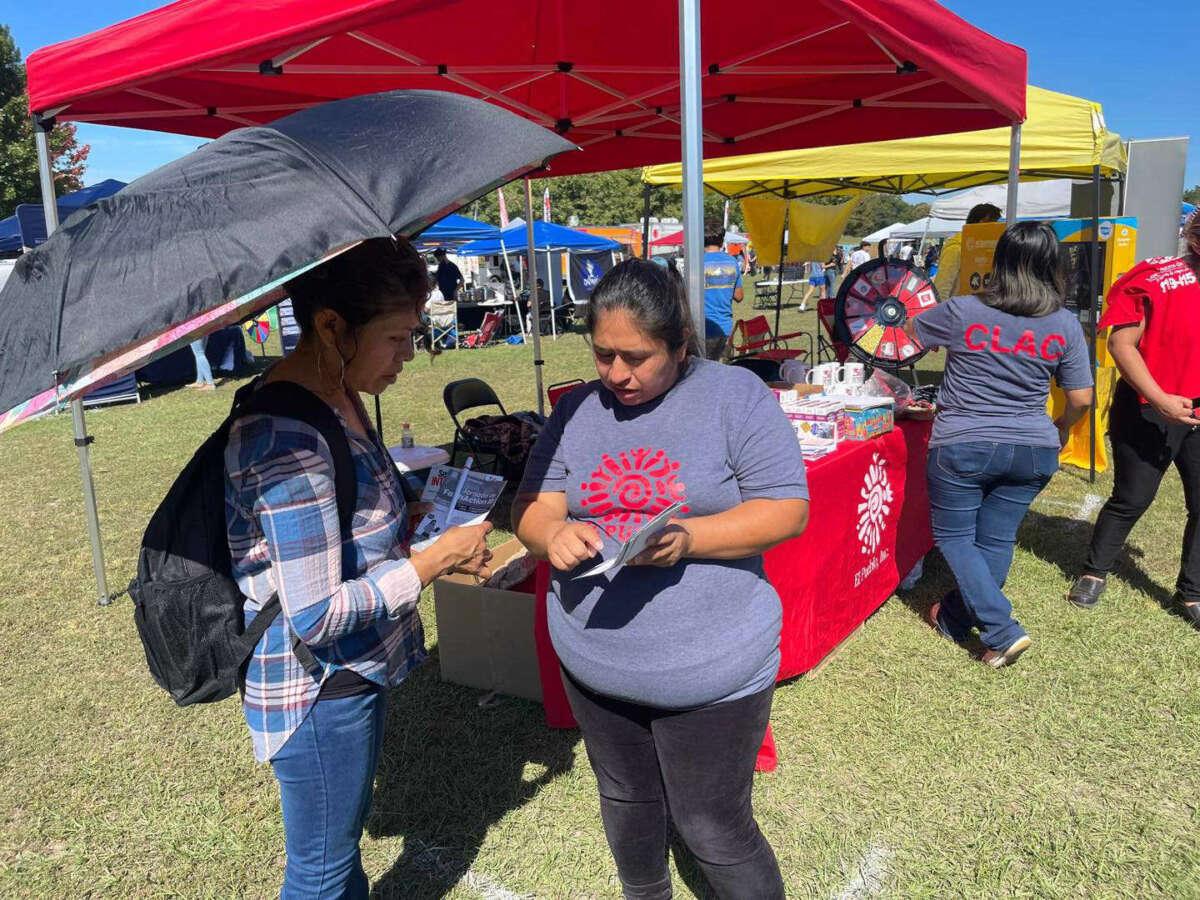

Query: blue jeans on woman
left=270, top=690, right=388, bottom=899
left=926, top=441, right=1059, bottom=651
left=189, top=337, right=214, bottom=386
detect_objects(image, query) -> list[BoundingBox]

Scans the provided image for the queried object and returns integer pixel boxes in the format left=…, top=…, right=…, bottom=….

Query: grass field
left=0, top=298, right=1197, bottom=898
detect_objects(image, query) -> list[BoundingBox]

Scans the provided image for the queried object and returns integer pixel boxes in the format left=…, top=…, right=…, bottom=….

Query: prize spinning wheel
left=834, top=258, right=941, bottom=369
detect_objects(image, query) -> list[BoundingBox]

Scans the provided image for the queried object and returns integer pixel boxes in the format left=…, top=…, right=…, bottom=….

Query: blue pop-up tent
left=5, top=179, right=127, bottom=250
left=460, top=220, right=621, bottom=335
left=1184, top=201, right=1196, bottom=227
left=413, top=212, right=498, bottom=247
left=458, top=219, right=619, bottom=256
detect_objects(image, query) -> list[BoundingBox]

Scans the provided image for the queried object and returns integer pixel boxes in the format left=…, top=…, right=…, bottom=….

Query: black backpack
left=129, top=379, right=356, bottom=706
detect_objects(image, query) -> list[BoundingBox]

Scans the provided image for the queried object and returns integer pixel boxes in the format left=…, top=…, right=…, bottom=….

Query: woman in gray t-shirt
left=514, top=259, right=809, bottom=899
left=909, top=222, right=1094, bottom=668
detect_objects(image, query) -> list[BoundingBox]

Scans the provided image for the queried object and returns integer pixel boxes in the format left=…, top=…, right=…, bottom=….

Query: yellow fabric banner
left=741, top=196, right=859, bottom=266
left=1047, top=366, right=1118, bottom=473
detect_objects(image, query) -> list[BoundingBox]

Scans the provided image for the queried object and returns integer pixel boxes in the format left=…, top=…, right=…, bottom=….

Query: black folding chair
left=443, top=377, right=508, bottom=473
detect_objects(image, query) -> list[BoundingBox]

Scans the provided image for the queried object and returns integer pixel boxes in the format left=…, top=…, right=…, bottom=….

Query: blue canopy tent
left=1184, top=201, right=1196, bottom=228
left=459, top=221, right=620, bottom=337
left=0, top=218, right=19, bottom=254
left=413, top=212, right=498, bottom=247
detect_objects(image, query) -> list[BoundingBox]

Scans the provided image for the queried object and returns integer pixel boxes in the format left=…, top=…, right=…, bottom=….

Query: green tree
left=1185, top=185, right=1200, bottom=206
left=0, top=25, right=90, bottom=220
left=466, top=170, right=735, bottom=231
left=844, top=194, right=929, bottom=239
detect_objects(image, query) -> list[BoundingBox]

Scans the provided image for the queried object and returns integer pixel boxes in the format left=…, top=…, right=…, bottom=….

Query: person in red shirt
left=1067, top=214, right=1200, bottom=626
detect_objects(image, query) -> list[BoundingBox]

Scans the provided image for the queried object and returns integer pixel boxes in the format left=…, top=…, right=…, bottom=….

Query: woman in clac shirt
left=1067, top=213, right=1200, bottom=625
left=513, top=259, right=808, bottom=899
left=907, top=222, right=1094, bottom=668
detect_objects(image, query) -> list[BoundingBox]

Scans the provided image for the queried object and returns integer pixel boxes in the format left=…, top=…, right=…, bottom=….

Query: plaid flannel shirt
left=225, top=402, right=425, bottom=762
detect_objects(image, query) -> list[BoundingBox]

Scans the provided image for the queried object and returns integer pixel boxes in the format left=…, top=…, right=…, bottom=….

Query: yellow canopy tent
left=642, top=85, right=1125, bottom=199
left=643, top=85, right=1127, bottom=482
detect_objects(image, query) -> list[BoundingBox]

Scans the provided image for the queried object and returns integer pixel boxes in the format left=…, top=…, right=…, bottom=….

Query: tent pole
left=525, top=180, right=545, bottom=416
left=499, top=241, right=526, bottom=341
left=546, top=249, right=557, bottom=339
left=1006, top=123, right=1022, bottom=224
left=1088, top=164, right=1101, bottom=484
left=34, top=118, right=110, bottom=606
left=641, top=183, right=652, bottom=258
left=774, top=187, right=788, bottom=343
left=678, top=0, right=705, bottom=335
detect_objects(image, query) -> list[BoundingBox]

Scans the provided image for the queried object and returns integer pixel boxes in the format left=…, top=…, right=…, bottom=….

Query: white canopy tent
left=930, top=178, right=1079, bottom=221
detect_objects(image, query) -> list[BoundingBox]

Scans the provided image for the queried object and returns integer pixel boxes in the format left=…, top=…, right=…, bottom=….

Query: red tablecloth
left=533, top=420, right=934, bottom=761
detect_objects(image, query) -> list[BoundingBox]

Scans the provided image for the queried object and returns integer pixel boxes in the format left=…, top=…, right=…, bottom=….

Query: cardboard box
left=433, top=538, right=543, bottom=702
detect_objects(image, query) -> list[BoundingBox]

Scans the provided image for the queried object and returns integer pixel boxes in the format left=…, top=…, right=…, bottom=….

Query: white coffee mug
left=805, top=362, right=841, bottom=392
left=839, top=362, right=866, bottom=387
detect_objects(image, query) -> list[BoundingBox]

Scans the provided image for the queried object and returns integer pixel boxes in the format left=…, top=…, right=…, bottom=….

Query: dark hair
left=286, top=236, right=428, bottom=336
left=858, top=240, right=869, bottom=249
left=586, top=258, right=701, bottom=359
left=704, top=230, right=724, bottom=248
left=1184, top=212, right=1200, bottom=276
left=967, top=203, right=1003, bottom=225
left=980, top=221, right=1064, bottom=317
left=877, top=238, right=889, bottom=258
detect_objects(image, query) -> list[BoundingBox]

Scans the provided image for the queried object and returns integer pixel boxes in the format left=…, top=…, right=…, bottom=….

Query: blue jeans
left=189, top=337, right=214, bottom=385
left=926, top=442, right=1059, bottom=651
left=270, top=690, right=388, bottom=899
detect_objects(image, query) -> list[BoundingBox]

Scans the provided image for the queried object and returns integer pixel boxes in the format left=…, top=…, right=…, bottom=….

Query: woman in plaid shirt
left=225, top=237, right=492, bottom=898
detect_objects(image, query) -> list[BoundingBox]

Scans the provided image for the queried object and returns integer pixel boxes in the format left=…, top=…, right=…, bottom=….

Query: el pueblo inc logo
left=857, top=453, right=893, bottom=556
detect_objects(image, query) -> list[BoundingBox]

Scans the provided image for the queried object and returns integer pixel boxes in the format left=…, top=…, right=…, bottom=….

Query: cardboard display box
left=433, top=538, right=543, bottom=702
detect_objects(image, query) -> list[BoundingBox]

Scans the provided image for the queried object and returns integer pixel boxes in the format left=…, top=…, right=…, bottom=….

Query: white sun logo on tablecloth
left=857, top=453, right=893, bottom=555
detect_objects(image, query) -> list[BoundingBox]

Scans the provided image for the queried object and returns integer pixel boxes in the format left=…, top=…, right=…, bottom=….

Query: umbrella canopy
left=0, top=179, right=127, bottom=252
left=25, top=0, right=1026, bottom=176
left=642, top=85, right=1118, bottom=198
left=413, top=213, right=499, bottom=247
left=457, top=220, right=620, bottom=256
left=0, top=90, right=573, bottom=432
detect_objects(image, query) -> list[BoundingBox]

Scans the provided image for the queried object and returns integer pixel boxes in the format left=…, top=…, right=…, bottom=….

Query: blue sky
left=6, top=1, right=1198, bottom=190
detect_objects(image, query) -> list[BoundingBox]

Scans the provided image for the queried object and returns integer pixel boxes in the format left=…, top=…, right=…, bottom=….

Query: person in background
left=226, top=237, right=492, bottom=896
left=824, top=246, right=843, bottom=299
left=924, top=240, right=942, bottom=275
left=898, top=241, right=915, bottom=262
left=1066, top=213, right=1200, bottom=626
left=800, top=258, right=825, bottom=311
left=433, top=247, right=464, bottom=304
left=907, top=222, right=1093, bottom=668
left=701, top=229, right=744, bottom=359
left=188, top=336, right=216, bottom=391
left=848, top=240, right=871, bottom=271
left=426, top=274, right=457, bottom=349
left=934, top=203, right=1002, bottom=299
left=513, top=259, right=808, bottom=899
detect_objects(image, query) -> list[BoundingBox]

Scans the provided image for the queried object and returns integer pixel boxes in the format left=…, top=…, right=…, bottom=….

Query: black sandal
left=1173, top=593, right=1200, bottom=629
left=1066, top=575, right=1106, bottom=609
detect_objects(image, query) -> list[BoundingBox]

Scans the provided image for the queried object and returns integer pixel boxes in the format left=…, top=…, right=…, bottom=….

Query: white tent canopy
left=888, top=216, right=964, bottom=240
left=863, top=222, right=906, bottom=243
left=931, top=179, right=1080, bottom=221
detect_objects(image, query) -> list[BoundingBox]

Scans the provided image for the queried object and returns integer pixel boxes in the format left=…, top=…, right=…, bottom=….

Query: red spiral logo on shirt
left=579, top=447, right=689, bottom=541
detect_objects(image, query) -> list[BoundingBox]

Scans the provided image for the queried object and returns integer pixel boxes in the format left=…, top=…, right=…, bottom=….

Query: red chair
left=547, top=378, right=585, bottom=409
left=817, top=298, right=850, bottom=363
left=729, top=315, right=810, bottom=361
left=460, top=310, right=504, bottom=349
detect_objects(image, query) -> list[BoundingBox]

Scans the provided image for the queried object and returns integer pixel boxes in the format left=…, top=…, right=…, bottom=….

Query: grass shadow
left=367, top=655, right=579, bottom=899
left=1019, top=510, right=1177, bottom=613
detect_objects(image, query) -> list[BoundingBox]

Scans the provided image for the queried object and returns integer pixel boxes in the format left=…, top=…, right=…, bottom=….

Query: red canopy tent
left=27, top=0, right=1025, bottom=169
left=650, top=230, right=748, bottom=249
left=23, top=0, right=1025, bottom=604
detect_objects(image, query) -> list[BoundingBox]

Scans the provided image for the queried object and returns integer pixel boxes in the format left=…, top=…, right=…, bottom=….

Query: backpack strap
left=233, top=379, right=359, bottom=677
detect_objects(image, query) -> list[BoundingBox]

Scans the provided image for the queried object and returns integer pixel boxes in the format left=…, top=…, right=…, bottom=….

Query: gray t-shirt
left=914, top=294, right=1093, bottom=448
left=518, top=359, right=809, bottom=709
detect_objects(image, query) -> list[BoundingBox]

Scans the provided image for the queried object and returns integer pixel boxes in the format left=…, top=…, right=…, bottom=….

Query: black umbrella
left=0, top=90, right=575, bottom=428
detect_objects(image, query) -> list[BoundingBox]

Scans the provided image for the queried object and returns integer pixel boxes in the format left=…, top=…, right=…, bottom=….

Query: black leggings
left=561, top=669, right=783, bottom=900
left=1085, top=380, right=1200, bottom=600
